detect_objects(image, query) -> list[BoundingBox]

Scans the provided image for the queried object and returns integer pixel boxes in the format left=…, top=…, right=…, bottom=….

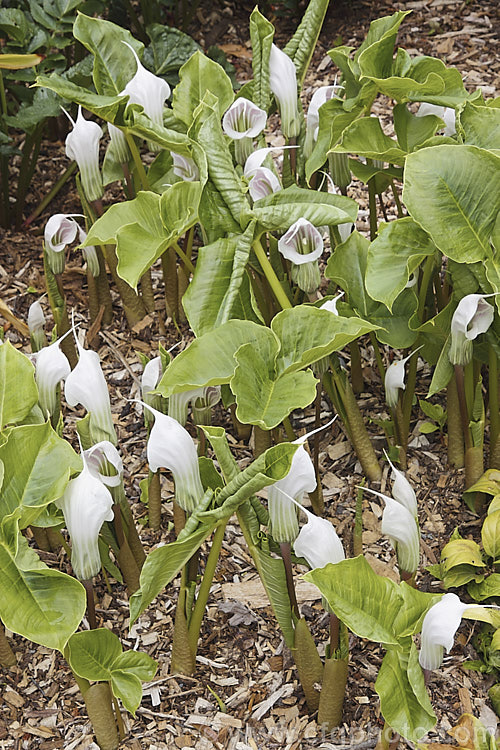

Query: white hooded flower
left=222, top=98, right=267, bottom=140
left=56, top=455, right=114, bottom=581
left=384, top=347, right=422, bottom=409
left=141, top=401, right=204, bottom=512
left=269, top=43, right=301, bottom=138
left=33, top=337, right=71, bottom=418
left=248, top=166, right=282, bottom=201
left=44, top=213, right=83, bottom=275
left=361, top=486, right=420, bottom=575
left=419, top=593, right=478, bottom=670
left=267, top=444, right=317, bottom=544
left=64, top=106, right=103, bottom=202
left=65, top=337, right=116, bottom=445
left=293, top=506, right=345, bottom=569
left=121, top=42, right=171, bottom=152
left=243, top=145, right=296, bottom=179
left=28, top=300, right=46, bottom=352
left=77, top=226, right=99, bottom=278
left=84, top=441, right=123, bottom=487
left=278, top=218, right=323, bottom=294
left=192, top=385, right=221, bottom=426
left=417, top=103, right=456, bottom=136
left=320, top=291, right=344, bottom=316
left=449, top=294, right=496, bottom=366
left=171, top=152, right=199, bottom=182
left=304, top=84, right=343, bottom=157
left=384, top=451, right=417, bottom=518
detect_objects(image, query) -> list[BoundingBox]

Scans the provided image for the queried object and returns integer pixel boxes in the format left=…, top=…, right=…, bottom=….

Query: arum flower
left=417, top=103, right=456, bottom=136
left=84, top=441, right=123, bottom=488
left=64, top=106, right=104, bottom=203
left=65, top=336, right=117, bottom=445
left=269, top=43, right=302, bottom=138
left=384, top=346, right=422, bottom=409
left=267, top=443, right=317, bottom=544
left=449, top=294, right=496, bottom=366
left=278, top=218, right=323, bottom=294
left=304, top=84, right=343, bottom=157
left=243, top=145, right=296, bottom=179
left=56, top=451, right=114, bottom=581
left=222, top=98, right=267, bottom=165
left=293, top=506, right=345, bottom=569
left=192, top=385, right=221, bottom=426
left=107, top=122, right=130, bottom=165
left=419, top=593, right=480, bottom=670
left=33, top=335, right=71, bottom=418
left=141, top=401, right=204, bottom=513
left=384, top=450, right=417, bottom=518
left=168, top=389, right=201, bottom=426
left=44, top=213, right=83, bottom=275
left=28, top=300, right=46, bottom=352
left=172, top=152, right=199, bottom=182
left=248, top=167, right=282, bottom=201
left=142, top=356, right=162, bottom=401
left=121, top=42, right=171, bottom=152
left=361, top=486, right=420, bottom=575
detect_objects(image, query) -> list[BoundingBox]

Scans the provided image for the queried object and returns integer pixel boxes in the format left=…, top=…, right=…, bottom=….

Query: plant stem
left=353, top=482, right=364, bottom=557
left=111, top=692, right=126, bottom=741
left=367, top=177, right=378, bottom=241
left=417, top=255, right=435, bottom=322
left=447, top=376, right=465, bottom=468
left=187, top=521, right=227, bottom=655
left=279, top=542, right=299, bottom=619
left=309, top=381, right=325, bottom=515
left=83, top=580, right=97, bottom=629
left=172, top=241, right=195, bottom=275
left=125, top=132, right=150, bottom=191
left=0, top=625, right=15, bottom=667
left=369, top=331, right=386, bottom=382
left=390, top=180, right=404, bottom=218
left=489, top=344, right=499, bottom=466
left=24, top=162, right=77, bottom=227
left=454, top=365, right=472, bottom=451
left=329, top=612, right=339, bottom=653
left=252, top=238, right=292, bottom=310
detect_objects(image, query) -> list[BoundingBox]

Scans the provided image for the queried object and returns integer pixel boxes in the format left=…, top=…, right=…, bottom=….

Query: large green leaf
left=305, top=556, right=403, bottom=645
left=157, top=320, right=265, bottom=397
left=460, top=101, right=500, bottom=150
left=183, top=228, right=263, bottom=336
left=129, top=521, right=217, bottom=622
left=232, top=338, right=318, bottom=429
left=330, top=116, right=407, bottom=165
left=143, top=23, right=200, bottom=84
left=0, top=341, right=38, bottom=428
left=73, top=13, right=144, bottom=95
left=393, top=103, right=443, bottom=152
left=249, top=8, right=274, bottom=112
left=253, top=185, right=358, bottom=230
left=121, top=106, right=191, bottom=155
left=366, top=218, right=435, bottom=310
left=326, top=230, right=418, bottom=347
left=0, top=531, right=85, bottom=651
left=403, top=145, right=500, bottom=264
left=271, top=305, right=377, bottom=374
left=0, top=423, right=80, bottom=529
left=357, top=11, right=411, bottom=80
left=375, top=642, right=436, bottom=740
left=283, top=0, right=329, bottom=87
left=35, top=73, right=128, bottom=122
left=306, top=100, right=364, bottom=183
left=172, top=51, right=234, bottom=127
left=367, top=57, right=469, bottom=107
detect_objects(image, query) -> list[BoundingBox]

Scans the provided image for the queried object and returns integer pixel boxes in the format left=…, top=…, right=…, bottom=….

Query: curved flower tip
left=64, top=107, right=103, bottom=203
left=28, top=300, right=46, bottom=351
left=304, top=84, right=343, bottom=156
left=121, top=41, right=170, bottom=133
left=222, top=98, right=267, bottom=140
left=244, top=146, right=297, bottom=179
left=56, top=460, right=114, bottom=581
left=141, top=400, right=204, bottom=512
left=293, top=506, right=345, bottom=570
left=419, top=593, right=474, bottom=670
left=360, top=485, right=420, bottom=575
left=266, top=444, right=316, bottom=544
left=64, top=336, right=116, bottom=445
left=171, top=152, right=199, bottom=182
left=269, top=43, right=301, bottom=138
left=320, top=291, right=344, bottom=315
left=417, top=103, right=456, bottom=136
left=449, top=294, right=496, bottom=366
left=383, top=450, right=417, bottom=518
left=248, top=166, right=282, bottom=201
left=84, top=441, right=123, bottom=487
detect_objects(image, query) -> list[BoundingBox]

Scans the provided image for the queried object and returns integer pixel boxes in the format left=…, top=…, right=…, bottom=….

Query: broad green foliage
left=172, top=51, right=234, bottom=127
left=0, top=341, right=38, bottom=427
left=403, top=145, right=500, bottom=264
left=249, top=8, right=274, bottom=112
left=283, top=0, right=329, bottom=87
left=306, top=557, right=439, bottom=738
left=68, top=629, right=157, bottom=714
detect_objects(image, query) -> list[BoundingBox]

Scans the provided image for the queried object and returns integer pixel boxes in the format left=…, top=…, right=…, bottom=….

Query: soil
left=0, top=0, right=499, bottom=748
